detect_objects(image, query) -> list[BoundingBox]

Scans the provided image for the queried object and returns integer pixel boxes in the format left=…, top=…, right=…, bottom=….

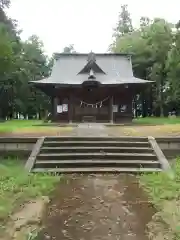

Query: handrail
left=0, top=137, right=37, bottom=143
left=148, top=136, right=174, bottom=179
left=25, top=137, right=45, bottom=172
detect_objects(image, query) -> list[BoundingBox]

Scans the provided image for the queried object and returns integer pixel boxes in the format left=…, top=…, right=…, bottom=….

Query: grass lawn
left=133, top=117, right=180, bottom=125
left=0, top=120, right=41, bottom=133
left=0, top=158, right=60, bottom=224
left=0, top=120, right=72, bottom=135
left=140, top=158, right=180, bottom=239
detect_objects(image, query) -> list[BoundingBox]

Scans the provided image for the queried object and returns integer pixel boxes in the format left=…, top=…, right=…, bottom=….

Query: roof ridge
left=54, top=52, right=132, bottom=60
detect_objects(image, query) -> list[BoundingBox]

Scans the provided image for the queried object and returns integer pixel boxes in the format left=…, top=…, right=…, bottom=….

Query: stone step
left=43, top=141, right=150, bottom=148
left=45, top=136, right=148, bottom=142
left=37, top=152, right=157, bottom=161
left=32, top=167, right=162, bottom=173
left=34, top=160, right=161, bottom=168
left=40, top=146, right=153, bottom=153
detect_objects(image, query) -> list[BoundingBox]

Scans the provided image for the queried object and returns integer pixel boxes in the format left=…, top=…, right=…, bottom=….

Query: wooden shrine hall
left=31, top=52, right=152, bottom=123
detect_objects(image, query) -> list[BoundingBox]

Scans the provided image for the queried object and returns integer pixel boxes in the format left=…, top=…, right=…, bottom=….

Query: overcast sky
left=7, top=0, right=180, bottom=56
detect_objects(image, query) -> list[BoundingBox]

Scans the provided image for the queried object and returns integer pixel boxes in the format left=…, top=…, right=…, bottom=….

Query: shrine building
left=31, top=52, right=152, bottom=123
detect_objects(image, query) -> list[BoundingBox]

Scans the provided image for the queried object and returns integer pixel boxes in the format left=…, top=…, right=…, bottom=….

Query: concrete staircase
left=30, top=137, right=163, bottom=173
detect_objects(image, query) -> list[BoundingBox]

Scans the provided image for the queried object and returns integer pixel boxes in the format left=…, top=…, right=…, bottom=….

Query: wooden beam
left=148, top=136, right=174, bottom=179
left=25, top=137, right=45, bottom=172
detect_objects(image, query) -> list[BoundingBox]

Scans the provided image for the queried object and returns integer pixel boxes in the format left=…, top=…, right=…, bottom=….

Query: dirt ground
left=1, top=197, right=49, bottom=240
left=107, top=125, right=180, bottom=137
left=38, top=174, right=155, bottom=240
left=1, top=124, right=180, bottom=137
left=0, top=128, right=73, bottom=137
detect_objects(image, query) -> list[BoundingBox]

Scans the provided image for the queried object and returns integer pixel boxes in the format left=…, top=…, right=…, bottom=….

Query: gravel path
left=71, top=123, right=108, bottom=137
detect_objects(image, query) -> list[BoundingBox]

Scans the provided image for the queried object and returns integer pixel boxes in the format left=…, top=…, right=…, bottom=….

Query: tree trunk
left=160, top=104, right=164, bottom=117
left=159, top=85, right=164, bottom=117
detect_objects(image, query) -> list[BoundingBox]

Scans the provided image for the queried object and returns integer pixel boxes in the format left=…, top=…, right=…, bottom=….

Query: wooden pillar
left=51, top=97, right=54, bottom=118
left=68, top=94, right=73, bottom=124
left=109, top=96, right=113, bottom=123
left=51, top=97, right=55, bottom=121
left=52, top=97, right=58, bottom=121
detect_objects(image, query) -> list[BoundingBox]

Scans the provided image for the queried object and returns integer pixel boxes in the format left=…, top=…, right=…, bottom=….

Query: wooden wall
left=52, top=85, right=134, bottom=123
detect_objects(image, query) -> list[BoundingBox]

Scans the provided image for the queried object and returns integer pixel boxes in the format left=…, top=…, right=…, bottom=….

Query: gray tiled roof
left=31, top=53, right=152, bottom=85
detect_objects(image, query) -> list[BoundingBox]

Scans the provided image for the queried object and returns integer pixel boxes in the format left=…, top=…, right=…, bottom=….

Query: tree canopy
left=0, top=2, right=79, bottom=120
left=0, top=2, right=52, bottom=119
left=111, top=4, right=179, bottom=116
left=0, top=0, right=10, bottom=8
left=62, top=44, right=76, bottom=53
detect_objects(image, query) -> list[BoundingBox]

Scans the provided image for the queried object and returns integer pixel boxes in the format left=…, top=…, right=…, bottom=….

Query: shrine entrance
left=73, top=95, right=110, bottom=123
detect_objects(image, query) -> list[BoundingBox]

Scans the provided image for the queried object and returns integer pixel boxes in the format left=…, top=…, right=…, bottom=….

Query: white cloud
left=7, top=0, right=180, bottom=56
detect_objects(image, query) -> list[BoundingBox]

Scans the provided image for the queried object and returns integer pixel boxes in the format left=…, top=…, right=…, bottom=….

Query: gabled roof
left=77, top=52, right=106, bottom=75
left=31, top=52, right=152, bottom=86
left=78, top=60, right=106, bottom=75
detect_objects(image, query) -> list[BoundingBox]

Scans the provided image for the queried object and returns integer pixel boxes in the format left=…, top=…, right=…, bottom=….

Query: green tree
left=165, top=25, right=180, bottom=111
left=111, top=14, right=173, bottom=116
left=140, top=17, right=151, bottom=28
left=146, top=19, right=173, bottom=116
left=17, top=35, right=50, bottom=118
left=113, top=4, right=133, bottom=39
left=63, top=44, right=76, bottom=53
left=0, top=23, right=16, bottom=119
left=0, top=1, right=52, bottom=120
left=0, top=0, right=10, bottom=8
